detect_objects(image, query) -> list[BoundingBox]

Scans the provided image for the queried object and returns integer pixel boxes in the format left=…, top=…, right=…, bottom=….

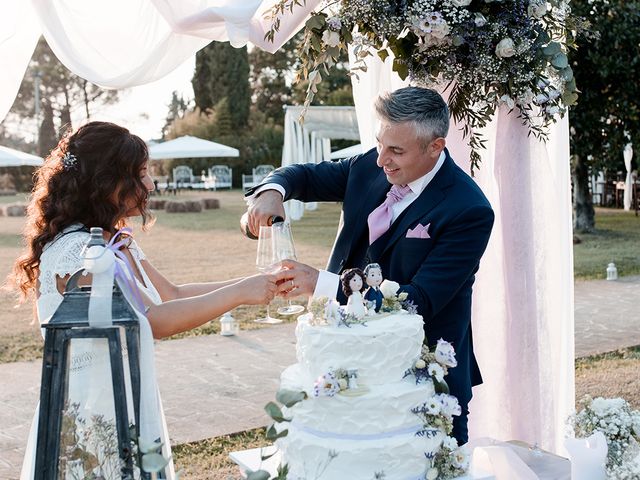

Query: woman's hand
left=239, top=271, right=290, bottom=305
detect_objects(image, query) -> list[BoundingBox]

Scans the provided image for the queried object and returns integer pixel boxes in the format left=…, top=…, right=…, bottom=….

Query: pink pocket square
left=406, top=223, right=431, bottom=239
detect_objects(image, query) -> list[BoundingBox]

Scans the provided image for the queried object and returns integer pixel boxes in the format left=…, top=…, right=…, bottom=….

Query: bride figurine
left=341, top=268, right=367, bottom=319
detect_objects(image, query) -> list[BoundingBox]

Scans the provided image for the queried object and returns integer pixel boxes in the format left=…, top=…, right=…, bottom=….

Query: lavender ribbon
left=291, top=421, right=422, bottom=441
left=106, top=227, right=146, bottom=313
left=84, top=227, right=146, bottom=327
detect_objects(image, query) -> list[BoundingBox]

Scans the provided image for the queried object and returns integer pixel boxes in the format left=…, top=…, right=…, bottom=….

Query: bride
left=7, top=121, right=290, bottom=479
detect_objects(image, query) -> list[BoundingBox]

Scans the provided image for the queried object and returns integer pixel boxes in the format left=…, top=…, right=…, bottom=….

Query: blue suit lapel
left=368, top=153, right=456, bottom=259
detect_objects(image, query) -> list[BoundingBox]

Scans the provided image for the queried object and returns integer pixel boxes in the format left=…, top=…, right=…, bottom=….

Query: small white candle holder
left=220, top=311, right=238, bottom=336
left=606, top=262, right=618, bottom=281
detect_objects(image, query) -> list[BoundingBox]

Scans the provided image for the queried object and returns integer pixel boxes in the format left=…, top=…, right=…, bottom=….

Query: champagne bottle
left=240, top=212, right=284, bottom=240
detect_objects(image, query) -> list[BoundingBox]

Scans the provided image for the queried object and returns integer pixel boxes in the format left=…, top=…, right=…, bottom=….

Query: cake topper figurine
left=346, top=369, right=359, bottom=390
left=363, top=263, right=384, bottom=313
left=341, top=268, right=367, bottom=319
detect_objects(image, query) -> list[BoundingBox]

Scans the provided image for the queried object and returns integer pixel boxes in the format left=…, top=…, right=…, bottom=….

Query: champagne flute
left=273, top=222, right=305, bottom=315
left=255, top=225, right=283, bottom=324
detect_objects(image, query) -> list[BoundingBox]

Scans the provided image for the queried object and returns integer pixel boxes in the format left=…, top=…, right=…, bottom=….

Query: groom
left=245, top=86, right=494, bottom=444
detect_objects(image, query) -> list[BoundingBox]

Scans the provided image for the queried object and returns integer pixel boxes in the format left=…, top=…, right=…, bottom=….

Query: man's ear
left=430, top=137, right=446, bottom=155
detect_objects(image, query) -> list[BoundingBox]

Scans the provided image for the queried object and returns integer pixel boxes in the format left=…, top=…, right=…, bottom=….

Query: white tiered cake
left=276, top=312, right=450, bottom=480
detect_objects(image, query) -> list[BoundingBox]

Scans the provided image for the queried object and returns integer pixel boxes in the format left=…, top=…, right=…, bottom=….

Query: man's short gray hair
left=374, top=87, right=450, bottom=146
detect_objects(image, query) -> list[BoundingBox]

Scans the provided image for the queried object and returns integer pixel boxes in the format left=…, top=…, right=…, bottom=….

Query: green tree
left=9, top=37, right=119, bottom=139
left=162, top=91, right=188, bottom=139
left=38, top=102, right=57, bottom=157
left=192, top=42, right=250, bottom=130
left=569, top=0, right=640, bottom=231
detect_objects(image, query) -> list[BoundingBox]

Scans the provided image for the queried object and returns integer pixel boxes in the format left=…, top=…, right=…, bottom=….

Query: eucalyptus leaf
left=560, top=66, right=573, bottom=81
left=377, top=49, right=390, bottom=62
left=434, top=379, right=450, bottom=394
left=392, top=59, right=409, bottom=80
left=305, top=14, right=326, bottom=31
left=246, top=470, right=271, bottom=480
left=276, top=389, right=308, bottom=408
left=266, top=424, right=290, bottom=440
left=265, top=401, right=289, bottom=422
left=551, top=53, right=569, bottom=69
left=141, top=452, right=169, bottom=473
left=542, top=42, right=561, bottom=56
left=452, top=35, right=465, bottom=47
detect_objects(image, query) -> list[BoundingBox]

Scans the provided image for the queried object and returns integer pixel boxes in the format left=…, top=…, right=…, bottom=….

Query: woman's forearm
left=147, top=283, right=245, bottom=338
left=174, top=278, right=244, bottom=299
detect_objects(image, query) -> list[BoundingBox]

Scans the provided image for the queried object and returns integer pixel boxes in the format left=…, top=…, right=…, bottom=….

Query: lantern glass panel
left=57, top=337, right=124, bottom=479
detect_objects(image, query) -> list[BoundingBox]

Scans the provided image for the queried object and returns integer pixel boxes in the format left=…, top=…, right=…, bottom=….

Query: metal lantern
left=220, top=311, right=239, bottom=336
left=34, top=228, right=158, bottom=479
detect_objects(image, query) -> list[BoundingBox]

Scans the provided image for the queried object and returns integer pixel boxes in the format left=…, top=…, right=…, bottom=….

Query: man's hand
left=277, top=259, right=320, bottom=299
left=247, top=190, right=286, bottom=238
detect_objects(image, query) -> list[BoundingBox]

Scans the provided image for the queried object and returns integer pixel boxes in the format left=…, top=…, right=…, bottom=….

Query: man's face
left=366, top=267, right=383, bottom=287
left=375, top=120, right=444, bottom=185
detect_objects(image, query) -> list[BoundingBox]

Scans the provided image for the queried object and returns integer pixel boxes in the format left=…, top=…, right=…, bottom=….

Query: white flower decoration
left=428, top=362, right=445, bottom=382
left=495, top=38, right=516, bottom=58
left=321, top=30, right=341, bottom=48
left=380, top=279, right=400, bottom=298
left=435, top=338, right=458, bottom=367
left=426, top=467, right=439, bottom=480
left=528, top=0, right=548, bottom=18
left=474, top=13, right=487, bottom=27
left=452, top=0, right=472, bottom=5
left=415, top=359, right=427, bottom=369
left=500, top=94, right=515, bottom=110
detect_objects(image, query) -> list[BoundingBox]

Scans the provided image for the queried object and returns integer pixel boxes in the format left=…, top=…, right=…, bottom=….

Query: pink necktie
left=367, top=184, right=412, bottom=244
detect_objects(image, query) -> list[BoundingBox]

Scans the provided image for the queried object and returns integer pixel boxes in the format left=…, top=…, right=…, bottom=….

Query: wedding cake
left=275, top=305, right=467, bottom=480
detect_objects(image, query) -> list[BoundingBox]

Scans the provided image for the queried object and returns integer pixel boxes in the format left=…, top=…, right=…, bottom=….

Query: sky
left=84, top=56, right=196, bottom=142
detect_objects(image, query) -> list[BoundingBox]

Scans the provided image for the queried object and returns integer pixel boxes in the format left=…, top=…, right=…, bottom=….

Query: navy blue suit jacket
left=249, top=148, right=494, bottom=409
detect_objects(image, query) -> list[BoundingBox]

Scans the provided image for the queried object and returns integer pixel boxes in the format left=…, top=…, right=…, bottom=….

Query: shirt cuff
left=245, top=183, right=286, bottom=205
left=313, top=270, right=340, bottom=299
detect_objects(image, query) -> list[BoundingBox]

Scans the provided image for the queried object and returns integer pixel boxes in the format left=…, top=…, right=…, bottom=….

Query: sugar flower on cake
left=435, top=339, right=458, bottom=368
left=379, top=279, right=400, bottom=298
left=428, top=362, right=445, bottom=382
left=312, top=371, right=341, bottom=397
left=437, top=393, right=462, bottom=418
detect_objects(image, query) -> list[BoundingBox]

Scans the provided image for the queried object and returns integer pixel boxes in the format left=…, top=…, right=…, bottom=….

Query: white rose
left=547, top=88, right=561, bottom=100
left=535, top=93, right=549, bottom=104
left=321, top=29, right=341, bottom=48
left=495, top=38, right=516, bottom=58
left=415, top=359, right=427, bottom=369
left=452, top=0, right=472, bottom=6
left=435, top=338, right=458, bottom=367
left=380, top=279, right=400, bottom=298
left=338, top=378, right=348, bottom=390
left=398, top=292, right=408, bottom=301
left=528, top=0, right=548, bottom=18
left=474, top=13, right=487, bottom=27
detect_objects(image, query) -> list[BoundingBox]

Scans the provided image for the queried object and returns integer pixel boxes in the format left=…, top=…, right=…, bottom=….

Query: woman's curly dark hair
left=8, top=121, right=153, bottom=301
left=341, top=268, right=365, bottom=297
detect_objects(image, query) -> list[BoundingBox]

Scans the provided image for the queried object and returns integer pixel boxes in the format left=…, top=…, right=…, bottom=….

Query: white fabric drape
left=280, top=106, right=360, bottom=220
left=623, top=143, right=633, bottom=211
left=0, top=0, right=323, bottom=122
left=351, top=51, right=574, bottom=454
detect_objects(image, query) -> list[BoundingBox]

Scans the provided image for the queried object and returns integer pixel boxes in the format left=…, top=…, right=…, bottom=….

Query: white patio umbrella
left=147, top=135, right=239, bottom=160
left=0, top=145, right=43, bottom=167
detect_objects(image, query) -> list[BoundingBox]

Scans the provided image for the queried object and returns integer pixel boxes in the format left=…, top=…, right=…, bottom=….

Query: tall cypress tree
left=191, top=42, right=250, bottom=130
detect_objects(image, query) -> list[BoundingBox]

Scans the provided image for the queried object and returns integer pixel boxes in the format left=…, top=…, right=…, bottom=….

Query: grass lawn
left=573, top=208, right=640, bottom=279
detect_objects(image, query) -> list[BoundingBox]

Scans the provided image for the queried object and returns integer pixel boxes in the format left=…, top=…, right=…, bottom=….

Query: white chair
left=242, top=164, right=275, bottom=191
left=207, top=165, right=233, bottom=190
left=172, top=165, right=194, bottom=190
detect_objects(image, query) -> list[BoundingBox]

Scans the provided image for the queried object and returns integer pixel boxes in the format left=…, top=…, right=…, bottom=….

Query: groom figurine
left=245, top=86, right=494, bottom=444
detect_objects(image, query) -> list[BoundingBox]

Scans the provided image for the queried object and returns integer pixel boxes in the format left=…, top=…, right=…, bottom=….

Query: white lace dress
left=21, top=225, right=175, bottom=479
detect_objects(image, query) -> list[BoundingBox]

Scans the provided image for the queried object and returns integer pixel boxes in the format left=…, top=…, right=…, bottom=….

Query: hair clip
left=62, top=151, right=78, bottom=171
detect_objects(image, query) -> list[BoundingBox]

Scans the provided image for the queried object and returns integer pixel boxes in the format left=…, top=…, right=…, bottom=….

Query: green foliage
left=8, top=37, right=119, bottom=135
left=192, top=42, right=250, bottom=129
left=569, top=0, right=640, bottom=171
left=38, top=102, right=57, bottom=157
